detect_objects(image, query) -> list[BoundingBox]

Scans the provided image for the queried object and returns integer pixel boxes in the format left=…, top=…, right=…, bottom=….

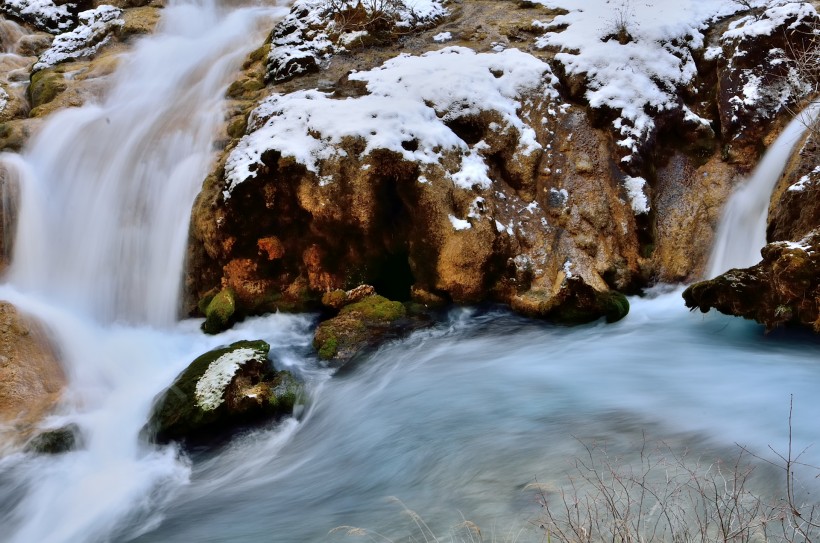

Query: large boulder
left=0, top=301, right=65, bottom=452
left=683, top=230, right=820, bottom=331
left=146, top=340, right=302, bottom=444
left=186, top=47, right=639, bottom=326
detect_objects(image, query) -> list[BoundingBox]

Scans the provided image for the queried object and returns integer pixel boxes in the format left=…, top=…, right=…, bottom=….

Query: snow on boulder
left=145, top=340, right=302, bottom=444
left=266, top=0, right=447, bottom=83
left=33, top=5, right=123, bottom=73
left=1, top=0, right=74, bottom=34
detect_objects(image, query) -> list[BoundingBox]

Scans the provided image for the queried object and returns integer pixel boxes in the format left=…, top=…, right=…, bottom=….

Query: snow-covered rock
left=0, top=0, right=75, bottom=34
left=33, top=5, right=123, bottom=72
left=146, top=340, right=302, bottom=444
left=266, top=0, right=447, bottom=83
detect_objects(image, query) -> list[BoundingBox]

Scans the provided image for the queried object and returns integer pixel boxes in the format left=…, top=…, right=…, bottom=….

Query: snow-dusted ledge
left=531, top=0, right=780, bottom=160
left=33, top=6, right=123, bottom=73
left=266, top=0, right=447, bottom=83
left=0, top=0, right=74, bottom=34
left=226, top=46, right=557, bottom=198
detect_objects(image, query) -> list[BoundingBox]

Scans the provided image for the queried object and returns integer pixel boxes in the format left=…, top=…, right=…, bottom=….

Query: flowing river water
left=1, top=1, right=820, bottom=542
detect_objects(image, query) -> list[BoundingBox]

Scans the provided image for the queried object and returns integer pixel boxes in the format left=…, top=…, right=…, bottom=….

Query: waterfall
left=706, top=103, right=820, bottom=279
left=5, top=0, right=281, bottom=326
left=0, top=2, right=289, bottom=541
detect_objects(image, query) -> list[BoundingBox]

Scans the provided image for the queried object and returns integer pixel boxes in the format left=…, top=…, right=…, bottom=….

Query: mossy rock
left=28, top=70, right=68, bottom=110
left=313, top=294, right=410, bottom=363
left=24, top=424, right=81, bottom=455
left=202, top=288, right=236, bottom=334
left=340, top=295, right=406, bottom=321
left=145, top=340, right=303, bottom=444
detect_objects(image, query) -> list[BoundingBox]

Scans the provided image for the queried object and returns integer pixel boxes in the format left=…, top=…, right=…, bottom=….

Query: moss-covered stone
left=145, top=339, right=303, bottom=445
left=202, top=288, right=236, bottom=334
left=683, top=232, right=820, bottom=331
left=313, top=294, right=410, bottom=364
left=340, top=295, right=406, bottom=321
left=599, top=290, right=630, bottom=323
left=24, top=424, right=80, bottom=455
left=28, top=69, right=67, bottom=110
left=317, top=334, right=338, bottom=360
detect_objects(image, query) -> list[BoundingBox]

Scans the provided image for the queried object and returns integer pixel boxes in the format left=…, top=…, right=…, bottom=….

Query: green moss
left=341, top=295, right=406, bottom=321
left=202, top=288, right=236, bottom=334
left=227, top=116, right=248, bottom=139
left=197, top=287, right=220, bottom=316
left=28, top=70, right=66, bottom=109
left=321, top=289, right=347, bottom=309
left=600, top=290, right=629, bottom=323
left=317, top=335, right=338, bottom=360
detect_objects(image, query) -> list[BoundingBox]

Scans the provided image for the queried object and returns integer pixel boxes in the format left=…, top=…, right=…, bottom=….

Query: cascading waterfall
left=0, top=1, right=291, bottom=542
left=6, top=1, right=284, bottom=326
left=706, top=103, right=820, bottom=278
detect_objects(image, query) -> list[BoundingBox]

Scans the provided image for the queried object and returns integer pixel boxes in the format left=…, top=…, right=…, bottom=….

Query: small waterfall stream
left=706, top=103, right=820, bottom=278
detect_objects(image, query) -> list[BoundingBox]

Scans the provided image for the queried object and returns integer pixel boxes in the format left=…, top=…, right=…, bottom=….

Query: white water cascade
left=0, top=2, right=293, bottom=542
left=706, top=103, right=820, bottom=279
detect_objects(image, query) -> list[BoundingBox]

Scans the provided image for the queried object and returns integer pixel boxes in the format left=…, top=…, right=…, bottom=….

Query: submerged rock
left=0, top=301, right=65, bottom=452
left=146, top=340, right=302, bottom=444
left=24, top=423, right=81, bottom=454
left=683, top=230, right=820, bottom=331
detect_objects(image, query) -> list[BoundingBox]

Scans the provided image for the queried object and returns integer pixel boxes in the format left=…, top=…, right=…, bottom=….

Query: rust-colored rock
left=0, top=302, right=65, bottom=452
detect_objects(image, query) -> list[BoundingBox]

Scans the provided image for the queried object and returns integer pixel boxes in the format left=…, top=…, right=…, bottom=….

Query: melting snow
left=448, top=214, right=472, bottom=230
left=433, top=31, right=452, bottom=42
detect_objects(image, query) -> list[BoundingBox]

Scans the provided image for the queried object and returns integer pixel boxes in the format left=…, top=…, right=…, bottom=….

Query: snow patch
left=0, top=0, right=74, bottom=34
left=448, top=214, right=472, bottom=230
left=623, top=175, right=650, bottom=214
left=531, top=0, right=764, bottom=157
left=195, top=347, right=265, bottom=412
left=267, top=0, right=447, bottom=83
left=788, top=166, right=820, bottom=192
left=433, top=31, right=452, bottom=42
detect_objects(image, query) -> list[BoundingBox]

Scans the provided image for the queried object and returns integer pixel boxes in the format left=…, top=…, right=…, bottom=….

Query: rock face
left=188, top=44, right=641, bottom=325
left=146, top=340, right=302, bottom=444
left=184, top=0, right=819, bottom=327
left=0, top=301, right=65, bottom=452
left=684, top=120, right=820, bottom=331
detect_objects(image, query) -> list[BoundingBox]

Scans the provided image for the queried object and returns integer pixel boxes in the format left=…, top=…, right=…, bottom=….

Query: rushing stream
left=1, top=1, right=820, bottom=542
